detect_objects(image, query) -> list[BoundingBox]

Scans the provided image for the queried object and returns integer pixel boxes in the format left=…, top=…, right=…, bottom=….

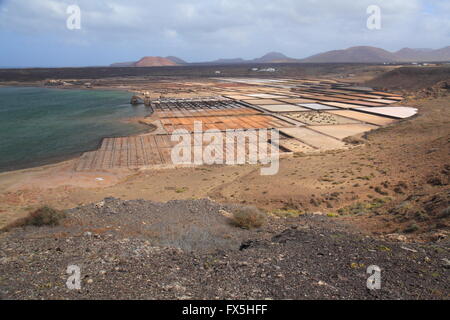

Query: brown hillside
left=134, top=56, right=179, bottom=67
left=365, top=66, right=450, bottom=91
left=302, top=46, right=397, bottom=63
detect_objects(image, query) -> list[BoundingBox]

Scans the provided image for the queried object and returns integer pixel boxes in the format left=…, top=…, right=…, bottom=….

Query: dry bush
left=230, top=206, right=266, bottom=229
left=343, top=136, right=365, bottom=145
left=2, top=206, right=66, bottom=232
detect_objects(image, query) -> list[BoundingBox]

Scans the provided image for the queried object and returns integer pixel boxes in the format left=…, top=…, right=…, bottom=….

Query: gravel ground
left=0, top=198, right=448, bottom=300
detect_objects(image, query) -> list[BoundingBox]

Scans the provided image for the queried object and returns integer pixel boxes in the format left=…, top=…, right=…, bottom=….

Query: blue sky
left=0, top=0, right=449, bottom=67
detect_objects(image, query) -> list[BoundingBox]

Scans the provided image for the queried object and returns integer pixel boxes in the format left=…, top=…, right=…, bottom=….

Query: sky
left=0, top=0, right=449, bottom=67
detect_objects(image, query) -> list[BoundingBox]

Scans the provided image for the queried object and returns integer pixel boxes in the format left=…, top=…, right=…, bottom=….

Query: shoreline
left=0, top=82, right=138, bottom=93
left=0, top=118, right=157, bottom=175
left=0, top=85, right=155, bottom=175
left=0, top=75, right=447, bottom=246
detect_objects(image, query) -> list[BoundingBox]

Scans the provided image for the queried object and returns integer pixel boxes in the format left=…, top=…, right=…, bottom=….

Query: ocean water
left=0, top=86, right=151, bottom=172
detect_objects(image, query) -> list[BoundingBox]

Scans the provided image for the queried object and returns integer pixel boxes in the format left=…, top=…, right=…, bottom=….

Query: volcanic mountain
left=110, top=56, right=186, bottom=67
left=395, top=47, right=450, bottom=62
left=164, top=56, right=188, bottom=65
left=301, top=46, right=397, bottom=63
left=133, top=56, right=178, bottom=67
left=301, top=46, right=450, bottom=63
left=194, top=52, right=298, bottom=65
left=110, top=46, right=450, bottom=67
left=252, top=52, right=297, bottom=63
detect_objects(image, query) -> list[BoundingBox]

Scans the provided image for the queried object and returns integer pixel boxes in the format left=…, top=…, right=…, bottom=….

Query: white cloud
left=0, top=0, right=448, bottom=65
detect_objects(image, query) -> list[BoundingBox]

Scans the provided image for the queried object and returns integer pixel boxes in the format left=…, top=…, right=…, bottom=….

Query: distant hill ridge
left=301, top=46, right=450, bottom=63
left=110, top=46, right=450, bottom=67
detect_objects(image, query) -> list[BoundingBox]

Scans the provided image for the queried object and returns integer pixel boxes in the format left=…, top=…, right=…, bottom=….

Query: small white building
left=259, top=67, right=276, bottom=72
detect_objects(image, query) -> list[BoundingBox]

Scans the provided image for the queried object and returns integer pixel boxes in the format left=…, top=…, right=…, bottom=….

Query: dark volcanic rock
left=0, top=198, right=448, bottom=300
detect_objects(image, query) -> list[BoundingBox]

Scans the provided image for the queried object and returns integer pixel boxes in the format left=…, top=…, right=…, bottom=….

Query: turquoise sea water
left=0, top=87, right=150, bottom=172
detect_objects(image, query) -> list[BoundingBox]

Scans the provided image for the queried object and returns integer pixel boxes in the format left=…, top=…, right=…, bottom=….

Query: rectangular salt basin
left=243, top=99, right=286, bottom=105
left=277, top=138, right=317, bottom=153
left=340, top=100, right=386, bottom=107
left=259, top=104, right=310, bottom=112
left=309, top=124, right=378, bottom=140
left=277, top=98, right=319, bottom=104
left=327, top=110, right=397, bottom=126
left=320, top=102, right=361, bottom=109
left=339, top=86, right=374, bottom=92
left=279, top=127, right=346, bottom=151
left=363, top=98, right=399, bottom=104
left=354, top=106, right=418, bottom=119
left=226, top=95, right=259, bottom=100
left=285, top=111, right=362, bottom=125
left=298, top=103, right=338, bottom=110
left=245, top=93, right=289, bottom=99
left=372, top=92, right=403, bottom=99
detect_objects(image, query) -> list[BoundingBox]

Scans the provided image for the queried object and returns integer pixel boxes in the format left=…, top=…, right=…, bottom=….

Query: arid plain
left=0, top=64, right=448, bottom=299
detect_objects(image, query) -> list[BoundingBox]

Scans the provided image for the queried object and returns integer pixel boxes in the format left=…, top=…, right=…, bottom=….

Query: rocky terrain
left=0, top=64, right=448, bottom=300
left=366, top=66, right=450, bottom=92
left=0, top=198, right=448, bottom=300
left=0, top=63, right=396, bottom=83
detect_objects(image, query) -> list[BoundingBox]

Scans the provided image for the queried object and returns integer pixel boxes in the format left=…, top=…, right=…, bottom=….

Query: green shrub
left=3, top=206, right=66, bottom=231
left=175, top=187, right=188, bottom=193
left=230, top=206, right=266, bottom=229
left=272, top=209, right=304, bottom=218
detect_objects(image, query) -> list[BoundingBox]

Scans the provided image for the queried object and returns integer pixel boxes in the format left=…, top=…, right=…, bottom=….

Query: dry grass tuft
left=230, top=206, right=266, bottom=229
left=2, top=206, right=66, bottom=232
